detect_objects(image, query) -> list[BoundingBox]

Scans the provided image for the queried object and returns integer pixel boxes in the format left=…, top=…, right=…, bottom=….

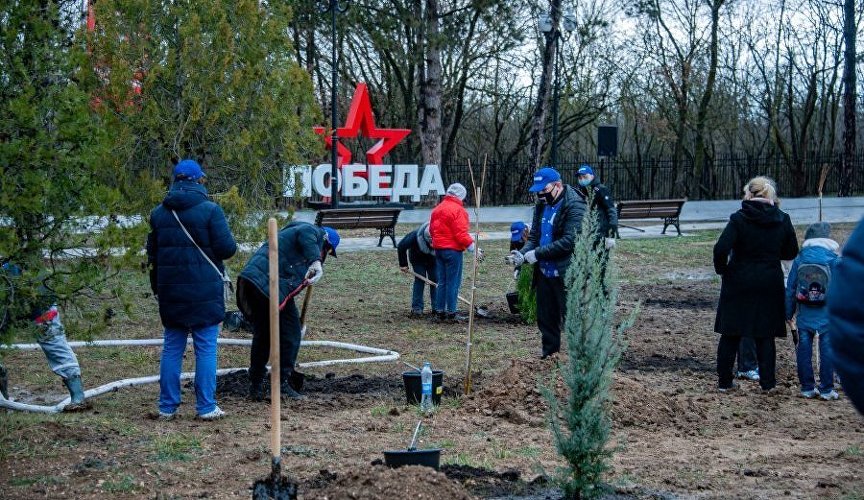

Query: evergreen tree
left=541, top=211, right=634, bottom=499
left=88, top=0, right=322, bottom=242
left=0, top=0, right=154, bottom=342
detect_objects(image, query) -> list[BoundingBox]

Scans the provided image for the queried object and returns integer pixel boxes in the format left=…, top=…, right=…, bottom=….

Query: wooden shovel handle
left=403, top=268, right=471, bottom=306
left=267, top=219, right=281, bottom=461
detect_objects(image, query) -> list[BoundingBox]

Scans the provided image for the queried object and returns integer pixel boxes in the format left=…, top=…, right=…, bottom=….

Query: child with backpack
left=785, top=222, right=840, bottom=400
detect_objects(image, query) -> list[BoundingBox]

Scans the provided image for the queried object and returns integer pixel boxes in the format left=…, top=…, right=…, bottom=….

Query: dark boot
left=280, top=372, right=305, bottom=400
left=62, top=375, right=89, bottom=411
left=0, top=363, right=8, bottom=399
left=248, top=377, right=265, bottom=401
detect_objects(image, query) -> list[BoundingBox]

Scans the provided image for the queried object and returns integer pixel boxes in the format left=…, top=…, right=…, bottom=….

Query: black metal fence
left=441, top=153, right=863, bottom=205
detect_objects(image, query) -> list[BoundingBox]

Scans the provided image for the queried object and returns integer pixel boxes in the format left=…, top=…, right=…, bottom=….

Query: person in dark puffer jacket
left=827, top=218, right=864, bottom=414
left=146, top=159, right=237, bottom=421
left=237, top=221, right=339, bottom=401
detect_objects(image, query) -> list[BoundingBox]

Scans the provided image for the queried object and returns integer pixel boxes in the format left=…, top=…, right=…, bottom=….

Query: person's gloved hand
left=524, top=250, right=537, bottom=264
left=505, top=250, right=524, bottom=266
left=605, top=237, right=616, bottom=250
left=305, top=260, right=323, bottom=284
left=476, top=247, right=485, bottom=262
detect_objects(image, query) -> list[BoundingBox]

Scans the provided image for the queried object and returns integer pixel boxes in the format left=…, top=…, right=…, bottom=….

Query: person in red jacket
left=430, top=183, right=483, bottom=322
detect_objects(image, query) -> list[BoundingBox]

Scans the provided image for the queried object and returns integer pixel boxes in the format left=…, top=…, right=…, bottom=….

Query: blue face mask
left=578, top=178, right=592, bottom=187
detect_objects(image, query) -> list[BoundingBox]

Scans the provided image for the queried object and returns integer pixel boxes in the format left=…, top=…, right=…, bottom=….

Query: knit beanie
left=446, top=183, right=467, bottom=201
left=804, top=221, right=831, bottom=240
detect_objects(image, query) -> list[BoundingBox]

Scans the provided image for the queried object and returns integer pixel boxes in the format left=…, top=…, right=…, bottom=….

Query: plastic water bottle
left=420, top=362, right=433, bottom=412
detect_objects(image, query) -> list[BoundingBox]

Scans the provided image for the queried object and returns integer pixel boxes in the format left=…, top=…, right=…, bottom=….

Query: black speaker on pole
left=597, top=126, right=618, bottom=157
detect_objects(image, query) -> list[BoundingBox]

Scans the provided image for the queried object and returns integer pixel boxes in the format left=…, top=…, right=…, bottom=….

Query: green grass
left=153, top=433, right=201, bottom=462
left=102, top=474, right=138, bottom=493
left=844, top=445, right=862, bottom=457
left=9, top=475, right=66, bottom=487
left=513, top=445, right=541, bottom=458
left=443, top=451, right=494, bottom=469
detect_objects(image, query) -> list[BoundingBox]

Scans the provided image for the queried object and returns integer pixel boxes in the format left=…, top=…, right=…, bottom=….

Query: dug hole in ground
left=1, top=225, right=862, bottom=498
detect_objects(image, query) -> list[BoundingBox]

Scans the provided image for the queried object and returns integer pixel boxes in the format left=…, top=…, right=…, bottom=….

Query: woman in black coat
left=713, top=176, right=799, bottom=392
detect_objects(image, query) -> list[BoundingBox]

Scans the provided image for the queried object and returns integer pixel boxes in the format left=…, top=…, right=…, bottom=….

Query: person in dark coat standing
left=506, top=167, right=587, bottom=358
left=397, top=222, right=440, bottom=316
left=827, top=218, right=864, bottom=414
left=713, top=176, right=799, bottom=393
left=237, top=221, right=339, bottom=400
left=147, top=159, right=237, bottom=420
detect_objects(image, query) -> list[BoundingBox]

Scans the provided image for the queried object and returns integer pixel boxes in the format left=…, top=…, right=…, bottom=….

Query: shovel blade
left=252, top=476, right=297, bottom=500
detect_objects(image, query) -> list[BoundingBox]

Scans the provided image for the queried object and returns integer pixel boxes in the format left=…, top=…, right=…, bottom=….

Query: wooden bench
left=314, top=208, right=403, bottom=247
left=615, top=198, right=687, bottom=237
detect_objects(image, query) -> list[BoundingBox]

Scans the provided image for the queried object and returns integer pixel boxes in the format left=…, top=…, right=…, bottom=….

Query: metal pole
left=330, top=0, right=340, bottom=208
left=550, top=32, right=560, bottom=169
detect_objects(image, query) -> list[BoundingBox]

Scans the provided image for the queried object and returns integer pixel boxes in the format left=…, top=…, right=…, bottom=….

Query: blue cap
left=528, top=167, right=561, bottom=192
left=510, top=221, right=527, bottom=242
left=322, top=226, right=340, bottom=257
left=173, top=159, right=206, bottom=180
left=577, top=164, right=595, bottom=177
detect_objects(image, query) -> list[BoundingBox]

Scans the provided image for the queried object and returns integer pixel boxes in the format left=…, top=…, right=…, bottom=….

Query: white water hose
left=0, top=338, right=400, bottom=413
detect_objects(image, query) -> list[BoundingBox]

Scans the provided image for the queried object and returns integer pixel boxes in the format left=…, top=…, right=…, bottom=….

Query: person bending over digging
left=237, top=222, right=339, bottom=401
left=147, top=159, right=238, bottom=421
left=505, top=167, right=586, bottom=358
left=397, top=222, right=441, bottom=316
left=0, top=262, right=89, bottom=411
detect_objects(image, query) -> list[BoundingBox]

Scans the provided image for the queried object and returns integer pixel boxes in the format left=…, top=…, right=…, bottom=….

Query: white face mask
left=578, top=177, right=593, bottom=187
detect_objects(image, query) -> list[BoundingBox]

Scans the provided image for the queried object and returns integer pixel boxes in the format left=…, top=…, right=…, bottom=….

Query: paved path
left=294, top=197, right=864, bottom=253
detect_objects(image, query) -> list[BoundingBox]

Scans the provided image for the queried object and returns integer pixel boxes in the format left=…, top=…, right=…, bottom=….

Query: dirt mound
left=308, top=465, right=474, bottom=500
left=462, top=358, right=559, bottom=425
left=610, top=377, right=707, bottom=430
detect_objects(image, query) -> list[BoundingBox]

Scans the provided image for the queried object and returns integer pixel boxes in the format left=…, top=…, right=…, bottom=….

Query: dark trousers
left=238, top=277, right=301, bottom=383
left=536, top=273, right=566, bottom=357
left=736, top=337, right=758, bottom=373
left=717, top=335, right=776, bottom=390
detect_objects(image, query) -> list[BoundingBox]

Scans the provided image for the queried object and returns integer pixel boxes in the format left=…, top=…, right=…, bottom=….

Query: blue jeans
left=159, top=324, right=219, bottom=415
left=35, top=306, right=80, bottom=380
left=411, top=257, right=439, bottom=313
left=435, top=249, right=463, bottom=314
left=796, top=328, right=835, bottom=394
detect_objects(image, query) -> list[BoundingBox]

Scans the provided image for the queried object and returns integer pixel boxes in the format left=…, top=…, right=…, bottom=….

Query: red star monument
left=314, top=83, right=411, bottom=169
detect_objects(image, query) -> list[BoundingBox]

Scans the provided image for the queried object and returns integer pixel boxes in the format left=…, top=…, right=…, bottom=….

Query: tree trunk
left=692, top=0, right=724, bottom=199
left=841, top=0, right=856, bottom=196
left=528, top=0, right=562, bottom=171
left=418, top=0, right=442, bottom=168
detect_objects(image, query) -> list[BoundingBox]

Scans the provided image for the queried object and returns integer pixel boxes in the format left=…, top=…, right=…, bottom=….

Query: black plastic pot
left=383, top=448, right=442, bottom=470
left=401, top=370, right=444, bottom=405
left=506, top=292, right=520, bottom=314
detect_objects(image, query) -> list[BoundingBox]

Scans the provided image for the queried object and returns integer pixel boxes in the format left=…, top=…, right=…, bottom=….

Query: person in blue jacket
left=237, top=221, right=339, bottom=401
left=827, top=218, right=864, bottom=414
left=785, top=222, right=840, bottom=400
left=147, top=159, right=237, bottom=421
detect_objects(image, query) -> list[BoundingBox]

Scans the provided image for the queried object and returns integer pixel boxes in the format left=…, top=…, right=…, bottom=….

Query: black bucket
left=383, top=448, right=442, bottom=470
left=401, top=370, right=444, bottom=405
left=506, top=292, right=520, bottom=314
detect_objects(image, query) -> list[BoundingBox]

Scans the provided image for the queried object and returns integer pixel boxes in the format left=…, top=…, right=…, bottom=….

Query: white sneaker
left=736, top=370, right=760, bottom=381
left=158, top=411, right=176, bottom=421
left=800, top=389, right=819, bottom=399
left=198, top=406, right=226, bottom=421
left=820, top=390, right=839, bottom=401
